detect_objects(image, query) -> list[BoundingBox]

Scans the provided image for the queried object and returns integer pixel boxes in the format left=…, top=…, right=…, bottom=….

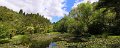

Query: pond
left=48, top=42, right=57, bottom=48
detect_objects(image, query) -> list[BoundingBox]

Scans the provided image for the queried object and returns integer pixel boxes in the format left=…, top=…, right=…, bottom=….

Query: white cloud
left=90, top=0, right=99, bottom=3
left=73, top=0, right=99, bottom=8
left=0, top=0, right=68, bottom=20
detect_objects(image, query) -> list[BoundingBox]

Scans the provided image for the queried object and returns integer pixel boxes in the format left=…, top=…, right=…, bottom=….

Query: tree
left=97, top=0, right=119, bottom=35
left=19, top=9, right=23, bottom=14
left=54, top=2, right=116, bottom=36
left=23, top=12, right=25, bottom=15
left=97, top=0, right=120, bottom=19
left=53, top=16, right=68, bottom=33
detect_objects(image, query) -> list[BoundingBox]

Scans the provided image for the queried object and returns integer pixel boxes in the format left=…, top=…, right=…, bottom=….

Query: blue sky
left=0, top=0, right=98, bottom=23
left=51, top=0, right=76, bottom=22
left=66, top=0, right=76, bottom=12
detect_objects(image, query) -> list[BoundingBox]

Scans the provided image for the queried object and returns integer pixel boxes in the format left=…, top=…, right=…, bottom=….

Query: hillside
left=0, top=6, right=51, bottom=38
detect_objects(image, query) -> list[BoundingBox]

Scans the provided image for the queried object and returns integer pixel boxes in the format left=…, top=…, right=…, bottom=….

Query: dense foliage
left=0, top=6, right=51, bottom=38
left=0, top=0, right=120, bottom=48
left=54, top=2, right=116, bottom=36
left=97, top=0, right=120, bottom=35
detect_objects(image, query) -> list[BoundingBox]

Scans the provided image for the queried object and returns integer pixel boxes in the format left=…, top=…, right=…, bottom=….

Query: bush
left=10, top=35, right=30, bottom=45
left=0, top=38, right=10, bottom=44
left=0, top=23, right=12, bottom=39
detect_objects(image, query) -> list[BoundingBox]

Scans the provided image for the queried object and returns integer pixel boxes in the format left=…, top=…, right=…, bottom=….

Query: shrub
left=0, top=23, right=12, bottom=39
left=0, top=38, right=10, bottom=44
left=10, top=35, right=30, bottom=45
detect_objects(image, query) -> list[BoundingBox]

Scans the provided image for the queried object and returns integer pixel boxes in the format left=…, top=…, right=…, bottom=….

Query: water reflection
left=48, top=42, right=57, bottom=48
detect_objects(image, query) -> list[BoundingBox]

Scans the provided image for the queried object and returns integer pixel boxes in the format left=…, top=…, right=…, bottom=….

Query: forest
left=0, top=0, right=120, bottom=48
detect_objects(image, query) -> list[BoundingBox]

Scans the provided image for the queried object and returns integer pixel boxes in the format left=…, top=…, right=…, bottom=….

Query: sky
left=0, top=0, right=98, bottom=22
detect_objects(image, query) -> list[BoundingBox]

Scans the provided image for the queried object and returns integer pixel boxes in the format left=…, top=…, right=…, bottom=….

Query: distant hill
left=0, top=6, right=51, bottom=37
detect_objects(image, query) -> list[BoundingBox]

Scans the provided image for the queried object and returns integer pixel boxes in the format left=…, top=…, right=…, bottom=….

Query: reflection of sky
left=49, top=42, right=57, bottom=48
